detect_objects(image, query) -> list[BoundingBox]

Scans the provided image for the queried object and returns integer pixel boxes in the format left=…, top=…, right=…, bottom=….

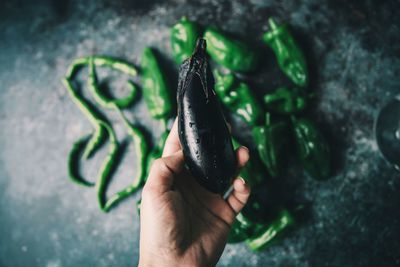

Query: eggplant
left=177, top=39, right=237, bottom=194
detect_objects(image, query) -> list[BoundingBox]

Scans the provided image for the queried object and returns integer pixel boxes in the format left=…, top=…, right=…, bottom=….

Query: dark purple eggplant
left=177, top=39, right=237, bottom=194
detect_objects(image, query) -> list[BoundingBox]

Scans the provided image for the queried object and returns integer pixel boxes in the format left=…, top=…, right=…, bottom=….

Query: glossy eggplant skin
left=177, top=39, right=237, bottom=194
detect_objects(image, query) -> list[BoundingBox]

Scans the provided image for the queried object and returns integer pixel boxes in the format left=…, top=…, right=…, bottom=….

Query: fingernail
left=239, top=177, right=246, bottom=185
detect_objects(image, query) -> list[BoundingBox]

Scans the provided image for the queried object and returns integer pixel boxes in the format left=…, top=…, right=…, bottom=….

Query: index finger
left=162, top=118, right=181, bottom=157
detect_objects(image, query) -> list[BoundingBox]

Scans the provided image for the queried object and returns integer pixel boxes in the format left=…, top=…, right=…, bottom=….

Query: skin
left=139, top=119, right=251, bottom=267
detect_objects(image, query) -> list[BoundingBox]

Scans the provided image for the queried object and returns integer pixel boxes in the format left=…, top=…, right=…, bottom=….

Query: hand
left=138, top=120, right=251, bottom=267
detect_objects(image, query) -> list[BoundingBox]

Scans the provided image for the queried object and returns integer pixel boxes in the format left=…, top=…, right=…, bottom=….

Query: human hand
left=138, top=119, right=251, bottom=267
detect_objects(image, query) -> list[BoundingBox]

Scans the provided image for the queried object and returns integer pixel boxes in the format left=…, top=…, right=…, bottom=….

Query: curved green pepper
left=67, top=134, right=95, bottom=187
left=292, top=117, right=331, bottom=180
left=141, top=48, right=174, bottom=120
left=263, top=87, right=308, bottom=114
left=263, top=18, right=308, bottom=87
left=214, top=70, right=262, bottom=126
left=253, top=113, right=288, bottom=177
left=170, top=17, right=201, bottom=64
left=62, top=77, right=107, bottom=159
left=66, top=55, right=138, bottom=80
left=204, top=28, right=258, bottom=72
left=87, top=58, right=139, bottom=109
left=102, top=108, right=149, bottom=212
left=246, top=209, right=294, bottom=251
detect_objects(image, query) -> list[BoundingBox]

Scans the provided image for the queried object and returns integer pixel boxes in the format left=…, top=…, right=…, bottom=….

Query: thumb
left=143, top=150, right=184, bottom=195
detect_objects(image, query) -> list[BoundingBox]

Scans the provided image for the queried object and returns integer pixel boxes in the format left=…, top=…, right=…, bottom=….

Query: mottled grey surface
left=0, top=0, right=399, bottom=266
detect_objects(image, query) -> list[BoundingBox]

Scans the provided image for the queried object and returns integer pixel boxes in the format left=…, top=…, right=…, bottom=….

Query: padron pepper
left=246, top=209, right=294, bottom=251
left=292, top=117, right=331, bottom=180
left=263, top=87, right=308, bottom=114
left=214, top=70, right=263, bottom=126
left=170, top=17, right=201, bottom=64
left=141, top=47, right=174, bottom=120
left=253, top=113, right=288, bottom=177
left=228, top=212, right=263, bottom=244
left=263, top=18, right=308, bottom=87
left=204, top=28, right=258, bottom=72
left=177, top=39, right=237, bottom=194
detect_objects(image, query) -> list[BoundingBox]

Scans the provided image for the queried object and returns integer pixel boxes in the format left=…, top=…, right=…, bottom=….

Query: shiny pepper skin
left=263, top=87, right=308, bottom=114
left=141, top=47, right=173, bottom=119
left=177, top=39, right=237, bottom=194
left=246, top=209, right=294, bottom=251
left=292, top=117, right=331, bottom=180
left=263, top=18, right=308, bottom=87
left=214, top=70, right=263, bottom=126
left=204, top=28, right=258, bottom=72
left=253, top=113, right=288, bottom=177
left=170, top=17, right=201, bottom=64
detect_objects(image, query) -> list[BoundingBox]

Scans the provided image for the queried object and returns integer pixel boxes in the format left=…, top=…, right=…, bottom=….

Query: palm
left=149, top=169, right=234, bottom=266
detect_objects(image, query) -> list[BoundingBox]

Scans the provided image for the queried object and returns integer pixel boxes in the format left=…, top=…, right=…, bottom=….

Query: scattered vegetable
left=141, top=47, right=174, bottom=121
left=171, top=17, right=201, bottom=64
left=214, top=70, right=263, bottom=126
left=253, top=113, right=288, bottom=177
left=263, top=18, right=308, bottom=87
left=204, top=28, right=258, bottom=72
left=292, top=117, right=331, bottom=180
left=263, top=87, right=308, bottom=114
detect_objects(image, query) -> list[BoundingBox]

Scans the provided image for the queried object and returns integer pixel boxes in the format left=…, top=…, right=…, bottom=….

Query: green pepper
left=141, top=47, right=174, bottom=121
left=67, top=134, right=95, bottom=187
left=292, top=117, right=331, bottom=180
left=263, top=18, right=308, bottom=87
left=228, top=212, right=262, bottom=243
left=87, top=57, right=139, bottom=109
left=102, top=108, right=149, bottom=212
left=263, top=87, right=308, bottom=114
left=246, top=209, right=294, bottom=251
left=214, top=70, right=262, bottom=126
left=253, top=113, right=288, bottom=177
left=170, top=17, right=201, bottom=64
left=231, top=138, right=265, bottom=187
left=204, top=28, right=258, bottom=72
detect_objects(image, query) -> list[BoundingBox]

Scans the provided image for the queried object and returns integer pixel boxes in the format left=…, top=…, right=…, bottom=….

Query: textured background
left=0, top=0, right=399, bottom=266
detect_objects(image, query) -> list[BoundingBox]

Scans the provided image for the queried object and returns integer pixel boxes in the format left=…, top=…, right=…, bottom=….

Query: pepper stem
left=268, top=18, right=278, bottom=31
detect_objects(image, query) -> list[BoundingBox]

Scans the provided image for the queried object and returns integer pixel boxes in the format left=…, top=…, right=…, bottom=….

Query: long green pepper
left=263, top=18, right=308, bottom=87
left=66, top=55, right=138, bottom=80
left=62, top=77, right=107, bottom=161
left=102, top=108, right=149, bottom=212
left=204, top=28, right=258, bottom=72
left=170, top=17, right=201, bottom=64
left=87, top=57, right=139, bottom=109
left=86, top=64, right=150, bottom=211
left=214, top=70, right=263, bottom=126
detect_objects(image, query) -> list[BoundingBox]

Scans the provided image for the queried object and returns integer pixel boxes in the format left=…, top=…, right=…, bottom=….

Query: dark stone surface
left=0, top=0, right=399, bottom=266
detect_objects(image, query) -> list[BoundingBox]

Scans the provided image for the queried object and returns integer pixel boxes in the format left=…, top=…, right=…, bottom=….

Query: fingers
left=144, top=150, right=184, bottom=194
left=226, top=177, right=251, bottom=216
left=236, top=146, right=250, bottom=169
left=162, top=118, right=181, bottom=157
